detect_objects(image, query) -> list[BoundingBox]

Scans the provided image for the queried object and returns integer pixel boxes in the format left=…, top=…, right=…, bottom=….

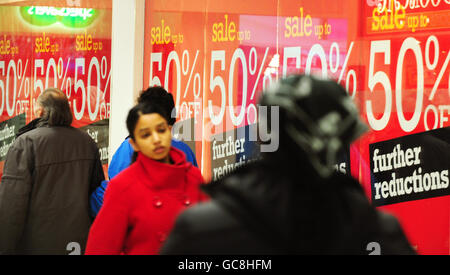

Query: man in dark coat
left=0, top=88, right=104, bottom=255
left=161, top=75, right=416, bottom=255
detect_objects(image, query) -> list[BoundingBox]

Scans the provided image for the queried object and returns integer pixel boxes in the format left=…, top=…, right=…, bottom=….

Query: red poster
left=0, top=1, right=112, bottom=176
left=358, top=0, right=450, bottom=255
left=143, top=0, right=206, bottom=177
left=144, top=0, right=450, bottom=255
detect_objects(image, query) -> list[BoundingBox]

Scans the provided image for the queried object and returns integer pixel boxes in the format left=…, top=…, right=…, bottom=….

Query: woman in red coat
left=85, top=101, right=207, bottom=255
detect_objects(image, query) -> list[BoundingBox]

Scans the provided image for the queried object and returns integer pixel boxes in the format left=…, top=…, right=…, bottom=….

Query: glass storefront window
left=0, top=0, right=112, bottom=175
left=143, top=0, right=450, bottom=255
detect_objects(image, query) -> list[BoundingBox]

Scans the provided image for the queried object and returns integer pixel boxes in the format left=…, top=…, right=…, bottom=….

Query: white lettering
left=372, top=145, right=422, bottom=173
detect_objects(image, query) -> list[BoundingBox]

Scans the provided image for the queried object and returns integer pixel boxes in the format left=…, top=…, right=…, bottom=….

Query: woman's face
left=130, top=113, right=172, bottom=163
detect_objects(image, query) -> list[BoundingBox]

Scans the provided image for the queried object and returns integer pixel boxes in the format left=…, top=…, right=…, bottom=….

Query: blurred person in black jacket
left=160, top=75, right=415, bottom=255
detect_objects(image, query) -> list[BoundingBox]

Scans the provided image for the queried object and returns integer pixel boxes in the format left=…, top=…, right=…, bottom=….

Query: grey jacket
left=0, top=124, right=104, bottom=255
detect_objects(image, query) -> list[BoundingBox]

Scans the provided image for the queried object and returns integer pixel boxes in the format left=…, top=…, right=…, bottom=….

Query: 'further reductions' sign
left=80, top=118, right=109, bottom=165
left=370, top=127, right=450, bottom=207
left=0, top=113, right=25, bottom=161
left=210, top=124, right=260, bottom=181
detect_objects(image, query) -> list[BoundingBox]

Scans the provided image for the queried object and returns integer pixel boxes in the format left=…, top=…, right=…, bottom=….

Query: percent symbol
left=58, top=57, right=71, bottom=97
left=426, top=35, right=450, bottom=101
left=249, top=47, right=269, bottom=101
left=335, top=41, right=357, bottom=99
left=418, top=35, right=450, bottom=131
left=17, top=59, right=29, bottom=98
left=84, top=56, right=111, bottom=122
left=182, top=50, right=201, bottom=99
left=101, top=56, right=111, bottom=100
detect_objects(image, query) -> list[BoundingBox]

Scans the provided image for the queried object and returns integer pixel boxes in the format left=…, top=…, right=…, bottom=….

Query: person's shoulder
left=106, top=163, right=139, bottom=194
left=327, top=172, right=369, bottom=202
left=60, top=127, right=101, bottom=153
left=186, top=165, right=204, bottom=184
left=118, top=137, right=132, bottom=147
left=115, top=137, right=133, bottom=153
left=172, top=139, right=193, bottom=153
left=15, top=126, right=43, bottom=139
left=110, top=137, right=133, bottom=162
left=10, top=127, right=45, bottom=147
left=172, top=139, right=199, bottom=166
left=329, top=172, right=365, bottom=192
left=176, top=200, right=240, bottom=233
left=7, top=132, right=31, bottom=151
left=29, top=126, right=93, bottom=142
left=111, top=161, right=139, bottom=183
left=324, top=173, right=382, bottom=229
left=70, top=127, right=97, bottom=140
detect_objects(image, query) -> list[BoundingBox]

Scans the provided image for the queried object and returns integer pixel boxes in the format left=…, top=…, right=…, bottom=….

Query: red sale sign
left=357, top=0, right=450, bottom=255
left=144, top=0, right=450, bottom=254
left=0, top=2, right=111, bottom=175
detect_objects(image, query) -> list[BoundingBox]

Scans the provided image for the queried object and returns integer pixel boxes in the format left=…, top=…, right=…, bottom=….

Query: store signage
left=19, top=6, right=98, bottom=28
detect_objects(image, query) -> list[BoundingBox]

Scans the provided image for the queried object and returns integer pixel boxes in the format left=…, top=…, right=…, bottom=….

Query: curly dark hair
left=137, top=86, right=176, bottom=125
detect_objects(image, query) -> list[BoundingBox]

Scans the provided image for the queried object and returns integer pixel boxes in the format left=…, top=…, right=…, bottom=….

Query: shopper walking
left=90, top=86, right=198, bottom=217
left=85, top=101, right=206, bottom=255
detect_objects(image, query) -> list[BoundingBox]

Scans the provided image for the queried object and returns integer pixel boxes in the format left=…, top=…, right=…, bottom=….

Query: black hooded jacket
left=160, top=159, right=416, bottom=255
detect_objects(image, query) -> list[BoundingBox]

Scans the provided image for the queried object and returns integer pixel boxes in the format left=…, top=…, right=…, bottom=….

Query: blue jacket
left=90, top=138, right=198, bottom=217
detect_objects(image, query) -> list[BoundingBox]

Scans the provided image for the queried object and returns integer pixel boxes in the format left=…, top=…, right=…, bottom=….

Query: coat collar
left=136, top=147, right=192, bottom=190
left=16, top=118, right=41, bottom=138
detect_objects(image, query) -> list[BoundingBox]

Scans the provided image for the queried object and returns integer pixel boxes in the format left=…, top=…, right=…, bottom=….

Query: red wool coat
left=85, top=147, right=207, bottom=255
